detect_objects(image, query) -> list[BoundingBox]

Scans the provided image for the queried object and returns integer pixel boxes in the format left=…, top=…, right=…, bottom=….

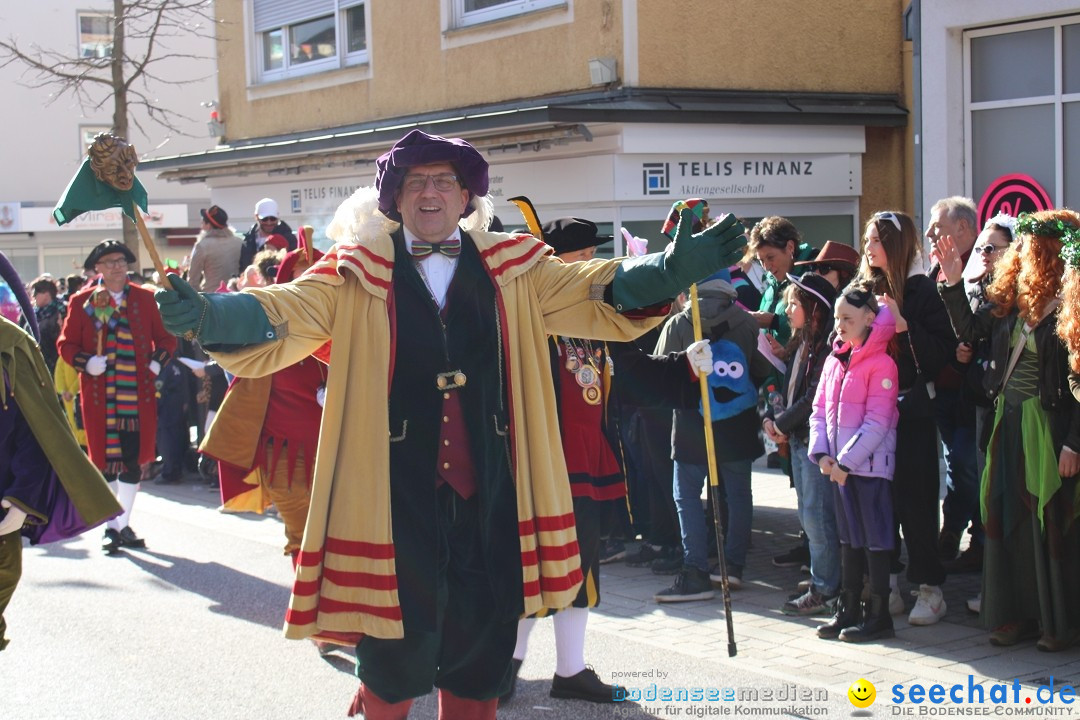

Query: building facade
left=143, top=0, right=911, bottom=256
left=917, top=0, right=1079, bottom=229
left=0, top=1, right=218, bottom=280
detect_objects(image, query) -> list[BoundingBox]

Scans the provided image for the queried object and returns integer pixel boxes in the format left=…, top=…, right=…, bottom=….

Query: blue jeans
left=673, top=459, right=753, bottom=575
left=937, top=388, right=983, bottom=546
left=789, top=438, right=840, bottom=595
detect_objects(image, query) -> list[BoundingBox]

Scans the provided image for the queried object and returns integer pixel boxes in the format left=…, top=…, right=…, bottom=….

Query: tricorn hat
left=793, top=240, right=859, bottom=274
left=84, top=239, right=137, bottom=271
left=375, top=129, right=489, bottom=222
left=542, top=218, right=613, bottom=256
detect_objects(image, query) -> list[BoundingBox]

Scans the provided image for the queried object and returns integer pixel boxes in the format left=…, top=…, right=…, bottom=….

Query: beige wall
left=862, top=126, right=907, bottom=224
left=637, top=0, right=905, bottom=93
left=218, top=1, right=622, bottom=142
left=214, top=1, right=909, bottom=224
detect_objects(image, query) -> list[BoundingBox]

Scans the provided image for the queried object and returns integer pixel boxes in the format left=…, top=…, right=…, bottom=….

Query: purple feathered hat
left=375, top=129, right=489, bottom=222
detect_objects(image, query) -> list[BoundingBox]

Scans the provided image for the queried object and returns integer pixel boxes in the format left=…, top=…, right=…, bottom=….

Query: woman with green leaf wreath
left=935, top=209, right=1080, bottom=652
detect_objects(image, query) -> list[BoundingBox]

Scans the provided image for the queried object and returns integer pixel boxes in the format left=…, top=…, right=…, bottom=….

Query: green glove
left=154, top=274, right=278, bottom=347
left=612, top=210, right=746, bottom=311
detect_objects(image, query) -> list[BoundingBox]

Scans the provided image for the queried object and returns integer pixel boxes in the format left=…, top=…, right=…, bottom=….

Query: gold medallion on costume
left=562, top=336, right=603, bottom=406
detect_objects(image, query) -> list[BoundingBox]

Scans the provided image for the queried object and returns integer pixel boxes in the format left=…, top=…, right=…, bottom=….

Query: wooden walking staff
left=689, top=281, right=738, bottom=657
left=132, top=199, right=172, bottom=288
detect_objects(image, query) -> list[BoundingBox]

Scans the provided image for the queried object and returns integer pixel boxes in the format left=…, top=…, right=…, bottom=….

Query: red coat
left=58, top=282, right=177, bottom=469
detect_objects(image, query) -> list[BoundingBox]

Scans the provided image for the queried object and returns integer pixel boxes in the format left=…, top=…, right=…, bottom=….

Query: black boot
left=840, top=593, right=895, bottom=643
left=816, top=591, right=860, bottom=639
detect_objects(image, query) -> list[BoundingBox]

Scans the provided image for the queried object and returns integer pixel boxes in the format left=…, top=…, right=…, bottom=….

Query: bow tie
left=410, top=237, right=461, bottom=258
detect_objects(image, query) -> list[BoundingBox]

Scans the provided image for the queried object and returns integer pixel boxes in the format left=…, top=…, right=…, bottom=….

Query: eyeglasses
left=402, top=173, right=460, bottom=193
left=974, top=244, right=1006, bottom=256
left=96, top=258, right=129, bottom=269
left=876, top=212, right=902, bottom=233
left=259, top=216, right=279, bottom=223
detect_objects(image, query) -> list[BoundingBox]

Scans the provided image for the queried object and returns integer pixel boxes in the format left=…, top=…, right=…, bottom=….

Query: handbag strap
left=997, top=298, right=1060, bottom=393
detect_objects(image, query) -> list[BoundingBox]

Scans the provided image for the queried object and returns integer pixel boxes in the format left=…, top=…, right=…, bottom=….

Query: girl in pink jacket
left=810, top=287, right=900, bottom=643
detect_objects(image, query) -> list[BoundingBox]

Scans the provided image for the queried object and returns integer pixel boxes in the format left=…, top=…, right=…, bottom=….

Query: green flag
left=52, top=158, right=149, bottom=226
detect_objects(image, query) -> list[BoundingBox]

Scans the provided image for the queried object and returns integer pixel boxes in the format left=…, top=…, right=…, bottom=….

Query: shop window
left=452, top=0, right=564, bottom=28
left=1066, top=103, right=1080, bottom=209
left=253, top=1, right=369, bottom=83
left=79, top=13, right=112, bottom=58
left=1064, top=22, right=1080, bottom=95
left=966, top=17, right=1080, bottom=207
left=970, top=28, right=1053, bottom=102
left=971, top=105, right=1056, bottom=200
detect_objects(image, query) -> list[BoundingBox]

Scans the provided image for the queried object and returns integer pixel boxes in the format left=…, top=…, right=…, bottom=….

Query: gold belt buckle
left=436, top=370, right=467, bottom=390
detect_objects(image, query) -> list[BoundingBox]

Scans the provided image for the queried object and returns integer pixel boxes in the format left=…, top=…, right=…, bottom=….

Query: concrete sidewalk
left=588, top=463, right=1080, bottom=704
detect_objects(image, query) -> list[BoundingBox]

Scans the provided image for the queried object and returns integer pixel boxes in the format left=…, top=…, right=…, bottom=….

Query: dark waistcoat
left=387, top=231, right=521, bottom=631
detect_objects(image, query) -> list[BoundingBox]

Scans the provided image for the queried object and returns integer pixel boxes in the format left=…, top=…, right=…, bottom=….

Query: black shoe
left=654, top=567, right=715, bottom=603
left=817, top=591, right=860, bottom=639
left=153, top=473, right=180, bottom=485
left=550, top=667, right=615, bottom=703
left=840, top=594, right=895, bottom=643
left=625, top=544, right=677, bottom=568
left=102, top=528, right=122, bottom=555
left=598, top=539, right=626, bottom=564
left=650, top=555, right=683, bottom=575
left=943, top=543, right=983, bottom=574
left=119, top=526, right=146, bottom=549
left=498, top=658, right=523, bottom=706
left=772, top=544, right=809, bottom=568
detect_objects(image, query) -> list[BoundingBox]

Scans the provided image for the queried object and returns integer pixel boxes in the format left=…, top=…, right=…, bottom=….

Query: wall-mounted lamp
left=201, top=100, right=224, bottom=138
left=588, top=57, right=617, bottom=86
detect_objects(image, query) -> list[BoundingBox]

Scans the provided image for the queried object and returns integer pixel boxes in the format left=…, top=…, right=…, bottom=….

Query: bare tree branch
left=0, top=0, right=218, bottom=139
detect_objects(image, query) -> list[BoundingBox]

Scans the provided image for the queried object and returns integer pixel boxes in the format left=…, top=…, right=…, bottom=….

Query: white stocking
left=116, top=482, right=140, bottom=529
left=512, top=617, right=536, bottom=662
left=107, top=481, right=121, bottom=531
left=553, top=607, right=588, bottom=678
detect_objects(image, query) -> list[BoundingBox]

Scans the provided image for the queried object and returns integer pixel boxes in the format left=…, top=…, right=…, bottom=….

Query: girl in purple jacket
left=810, top=287, right=900, bottom=643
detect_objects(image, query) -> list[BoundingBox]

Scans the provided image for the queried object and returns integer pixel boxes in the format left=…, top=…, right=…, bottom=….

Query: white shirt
left=403, top=226, right=461, bottom=310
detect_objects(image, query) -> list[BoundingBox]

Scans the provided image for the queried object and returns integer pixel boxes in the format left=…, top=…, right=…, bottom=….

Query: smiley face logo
left=848, top=678, right=876, bottom=708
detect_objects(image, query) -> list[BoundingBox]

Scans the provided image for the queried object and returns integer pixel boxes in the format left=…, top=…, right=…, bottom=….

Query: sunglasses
left=974, top=244, right=1007, bottom=256
left=876, top=212, right=902, bottom=233
left=259, top=216, right=279, bottom=223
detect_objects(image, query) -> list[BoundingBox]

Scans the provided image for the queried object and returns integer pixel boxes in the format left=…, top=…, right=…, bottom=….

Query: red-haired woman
left=936, top=209, right=1080, bottom=651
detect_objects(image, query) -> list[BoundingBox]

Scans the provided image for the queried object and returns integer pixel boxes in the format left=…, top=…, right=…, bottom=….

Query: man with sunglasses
left=238, top=197, right=297, bottom=275
left=155, top=129, right=748, bottom=720
left=924, top=196, right=983, bottom=575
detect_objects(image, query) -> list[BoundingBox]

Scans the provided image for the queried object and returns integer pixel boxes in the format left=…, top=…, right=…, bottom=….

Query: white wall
left=919, top=0, right=1078, bottom=217
left=0, top=1, right=218, bottom=211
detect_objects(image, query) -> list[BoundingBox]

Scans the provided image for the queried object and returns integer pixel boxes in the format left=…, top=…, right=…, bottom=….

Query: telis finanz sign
left=616, top=154, right=860, bottom=201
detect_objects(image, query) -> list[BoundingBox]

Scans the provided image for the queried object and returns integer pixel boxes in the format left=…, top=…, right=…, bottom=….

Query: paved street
left=3, top=462, right=1080, bottom=719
